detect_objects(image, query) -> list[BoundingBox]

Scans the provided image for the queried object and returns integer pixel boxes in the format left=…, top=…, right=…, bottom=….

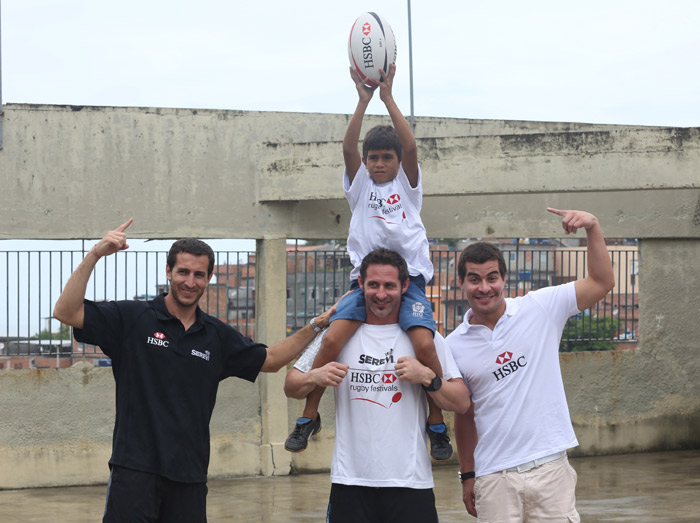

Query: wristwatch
left=422, top=372, right=442, bottom=392
left=309, top=317, right=322, bottom=333
left=459, top=471, right=475, bottom=483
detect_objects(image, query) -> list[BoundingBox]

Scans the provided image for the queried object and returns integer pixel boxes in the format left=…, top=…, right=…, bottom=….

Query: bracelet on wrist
left=309, top=317, right=322, bottom=333
left=458, top=471, right=475, bottom=483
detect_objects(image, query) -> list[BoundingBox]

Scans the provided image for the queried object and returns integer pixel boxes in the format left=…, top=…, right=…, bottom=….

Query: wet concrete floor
left=0, top=449, right=698, bottom=522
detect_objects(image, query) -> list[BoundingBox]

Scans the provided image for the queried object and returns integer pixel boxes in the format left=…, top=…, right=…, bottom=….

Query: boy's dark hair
left=167, top=239, right=216, bottom=276
left=362, top=125, right=402, bottom=161
left=457, top=242, right=507, bottom=282
left=359, top=248, right=409, bottom=284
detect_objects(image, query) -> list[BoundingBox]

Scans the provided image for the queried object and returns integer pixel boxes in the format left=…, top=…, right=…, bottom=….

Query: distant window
left=13, top=363, right=23, bottom=369
left=0, top=363, right=4, bottom=369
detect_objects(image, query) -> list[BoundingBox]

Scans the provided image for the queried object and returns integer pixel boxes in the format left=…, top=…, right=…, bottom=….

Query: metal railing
left=0, top=244, right=638, bottom=368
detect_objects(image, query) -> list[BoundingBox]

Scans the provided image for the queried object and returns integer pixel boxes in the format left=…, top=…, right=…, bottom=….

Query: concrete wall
left=1, top=104, right=699, bottom=488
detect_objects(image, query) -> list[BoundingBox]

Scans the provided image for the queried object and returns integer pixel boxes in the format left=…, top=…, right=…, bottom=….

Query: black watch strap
left=422, top=372, right=442, bottom=392
left=459, top=471, right=475, bottom=483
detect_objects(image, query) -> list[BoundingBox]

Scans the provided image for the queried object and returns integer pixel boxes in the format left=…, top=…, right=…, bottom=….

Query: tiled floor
left=0, top=450, right=698, bottom=522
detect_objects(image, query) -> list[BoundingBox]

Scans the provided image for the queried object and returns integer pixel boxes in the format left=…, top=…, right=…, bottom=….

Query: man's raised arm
left=53, top=218, right=133, bottom=329
left=547, top=208, right=615, bottom=311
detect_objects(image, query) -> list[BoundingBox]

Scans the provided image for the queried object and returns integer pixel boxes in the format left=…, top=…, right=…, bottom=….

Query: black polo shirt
left=74, top=294, right=268, bottom=483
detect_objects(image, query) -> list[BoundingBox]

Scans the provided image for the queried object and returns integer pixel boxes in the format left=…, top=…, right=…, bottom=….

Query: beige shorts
left=474, top=455, right=580, bottom=522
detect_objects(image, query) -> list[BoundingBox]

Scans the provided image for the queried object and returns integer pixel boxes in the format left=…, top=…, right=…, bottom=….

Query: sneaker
left=285, top=414, right=322, bottom=452
left=427, top=422, right=453, bottom=462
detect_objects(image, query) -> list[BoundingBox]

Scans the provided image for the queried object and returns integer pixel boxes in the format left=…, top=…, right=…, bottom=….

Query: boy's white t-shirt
left=446, top=282, right=581, bottom=476
left=330, top=325, right=461, bottom=488
left=344, top=163, right=433, bottom=283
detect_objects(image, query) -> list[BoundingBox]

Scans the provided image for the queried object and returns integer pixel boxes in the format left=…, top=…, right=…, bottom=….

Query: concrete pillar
left=254, top=238, right=291, bottom=476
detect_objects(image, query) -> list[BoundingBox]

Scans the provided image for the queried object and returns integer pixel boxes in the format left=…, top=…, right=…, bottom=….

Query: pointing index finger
left=116, top=218, right=133, bottom=232
left=546, top=207, right=565, bottom=217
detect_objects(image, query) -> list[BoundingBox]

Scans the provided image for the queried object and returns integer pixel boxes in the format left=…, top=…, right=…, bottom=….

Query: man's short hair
left=457, top=242, right=507, bottom=282
left=359, top=248, right=409, bottom=284
left=167, top=239, right=215, bottom=276
left=362, top=125, right=402, bottom=161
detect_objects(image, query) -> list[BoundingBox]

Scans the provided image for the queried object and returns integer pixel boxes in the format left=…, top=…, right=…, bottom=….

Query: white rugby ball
left=348, top=12, right=397, bottom=86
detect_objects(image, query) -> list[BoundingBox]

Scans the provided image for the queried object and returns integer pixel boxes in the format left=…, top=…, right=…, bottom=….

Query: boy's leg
left=407, top=326, right=443, bottom=399
left=285, top=385, right=325, bottom=452
left=313, top=318, right=362, bottom=369
left=407, top=326, right=453, bottom=462
left=286, top=320, right=361, bottom=452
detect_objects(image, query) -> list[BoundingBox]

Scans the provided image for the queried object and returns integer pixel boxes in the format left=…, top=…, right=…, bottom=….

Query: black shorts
left=326, top=483, right=438, bottom=523
left=103, top=465, right=208, bottom=523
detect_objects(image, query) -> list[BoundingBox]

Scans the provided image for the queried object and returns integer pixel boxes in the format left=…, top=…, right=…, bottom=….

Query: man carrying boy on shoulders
left=284, top=64, right=452, bottom=461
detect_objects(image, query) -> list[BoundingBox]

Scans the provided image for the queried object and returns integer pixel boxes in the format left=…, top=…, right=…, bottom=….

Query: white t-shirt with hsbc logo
left=446, top=282, right=580, bottom=477
left=344, top=163, right=433, bottom=283
left=330, top=324, right=461, bottom=488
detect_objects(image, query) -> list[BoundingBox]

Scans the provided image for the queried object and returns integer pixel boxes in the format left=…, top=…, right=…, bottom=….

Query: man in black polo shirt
left=53, top=219, right=333, bottom=522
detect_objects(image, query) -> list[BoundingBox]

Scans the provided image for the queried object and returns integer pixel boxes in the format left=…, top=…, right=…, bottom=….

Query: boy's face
left=364, top=149, right=400, bottom=184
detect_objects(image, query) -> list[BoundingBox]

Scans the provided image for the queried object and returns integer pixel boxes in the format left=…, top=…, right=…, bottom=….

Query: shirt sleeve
left=530, top=281, right=580, bottom=329
left=73, top=299, right=127, bottom=360
left=396, top=163, right=423, bottom=211
left=220, top=325, right=268, bottom=382
left=343, top=164, right=369, bottom=209
left=435, top=333, right=462, bottom=381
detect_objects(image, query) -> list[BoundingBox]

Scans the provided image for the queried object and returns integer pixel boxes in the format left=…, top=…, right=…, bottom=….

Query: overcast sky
left=3, top=0, right=700, bottom=127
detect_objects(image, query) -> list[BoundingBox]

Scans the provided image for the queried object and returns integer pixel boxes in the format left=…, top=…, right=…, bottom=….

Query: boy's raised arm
left=344, top=67, right=378, bottom=184
left=378, top=64, right=418, bottom=187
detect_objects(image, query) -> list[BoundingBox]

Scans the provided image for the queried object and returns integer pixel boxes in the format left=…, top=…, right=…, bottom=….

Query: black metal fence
left=0, top=243, right=638, bottom=368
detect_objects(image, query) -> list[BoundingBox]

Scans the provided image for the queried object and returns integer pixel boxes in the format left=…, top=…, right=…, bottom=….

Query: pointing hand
left=547, top=208, right=598, bottom=235
left=91, top=218, right=133, bottom=258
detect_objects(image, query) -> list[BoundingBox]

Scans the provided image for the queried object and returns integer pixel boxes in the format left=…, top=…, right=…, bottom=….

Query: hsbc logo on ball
left=493, top=351, right=527, bottom=382
left=362, top=22, right=371, bottom=36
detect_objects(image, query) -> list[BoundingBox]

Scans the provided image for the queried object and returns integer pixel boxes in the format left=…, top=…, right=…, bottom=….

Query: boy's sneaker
left=427, top=422, right=453, bottom=461
left=285, top=415, right=322, bottom=452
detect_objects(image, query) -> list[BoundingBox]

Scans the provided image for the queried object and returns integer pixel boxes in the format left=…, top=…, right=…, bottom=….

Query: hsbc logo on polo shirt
left=146, top=332, right=169, bottom=348
left=386, top=194, right=400, bottom=205
left=382, top=373, right=396, bottom=384
left=496, top=351, right=512, bottom=365
left=492, top=351, right=527, bottom=382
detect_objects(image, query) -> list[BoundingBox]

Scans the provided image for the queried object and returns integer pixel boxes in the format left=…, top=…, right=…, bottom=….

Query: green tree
left=34, top=324, right=72, bottom=340
left=560, top=315, right=619, bottom=352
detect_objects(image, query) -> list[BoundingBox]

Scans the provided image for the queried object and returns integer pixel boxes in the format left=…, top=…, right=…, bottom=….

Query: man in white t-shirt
left=285, top=248, right=471, bottom=523
left=446, top=208, right=615, bottom=522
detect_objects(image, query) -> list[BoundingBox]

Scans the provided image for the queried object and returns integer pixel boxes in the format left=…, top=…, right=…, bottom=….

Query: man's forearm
left=585, top=221, right=615, bottom=289
left=454, top=407, right=477, bottom=472
left=53, top=250, right=101, bottom=329
left=429, top=379, right=471, bottom=414
left=284, top=368, right=317, bottom=399
left=262, top=323, right=319, bottom=373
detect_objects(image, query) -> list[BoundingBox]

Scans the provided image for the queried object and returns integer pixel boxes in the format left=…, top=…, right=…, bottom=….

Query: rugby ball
left=348, top=12, right=397, bottom=86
